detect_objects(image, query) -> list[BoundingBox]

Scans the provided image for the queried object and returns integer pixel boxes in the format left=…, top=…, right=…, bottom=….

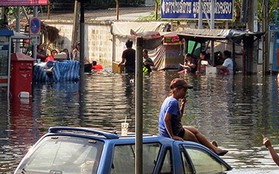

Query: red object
left=0, top=79, right=8, bottom=84
left=45, top=55, right=55, bottom=62
left=163, top=34, right=180, bottom=45
left=92, top=64, right=103, bottom=70
left=10, top=53, right=34, bottom=98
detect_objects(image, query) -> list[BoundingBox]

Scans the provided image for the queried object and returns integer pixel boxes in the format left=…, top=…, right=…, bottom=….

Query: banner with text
left=161, top=0, right=233, bottom=20
left=0, top=0, right=48, bottom=6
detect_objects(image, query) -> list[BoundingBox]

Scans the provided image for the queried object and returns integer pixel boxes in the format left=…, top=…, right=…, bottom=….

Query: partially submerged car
left=14, top=127, right=232, bottom=174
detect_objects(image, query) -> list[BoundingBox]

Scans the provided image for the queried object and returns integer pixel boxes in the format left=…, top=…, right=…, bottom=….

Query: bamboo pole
left=47, top=0, right=50, bottom=19
left=72, top=0, right=80, bottom=51
left=116, top=0, right=119, bottom=21
left=155, top=1, right=158, bottom=20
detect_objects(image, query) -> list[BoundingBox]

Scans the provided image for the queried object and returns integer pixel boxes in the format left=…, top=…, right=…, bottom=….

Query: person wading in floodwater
left=118, top=40, right=136, bottom=76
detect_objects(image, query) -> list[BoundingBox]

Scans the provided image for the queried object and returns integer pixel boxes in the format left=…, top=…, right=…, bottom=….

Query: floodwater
left=0, top=71, right=278, bottom=173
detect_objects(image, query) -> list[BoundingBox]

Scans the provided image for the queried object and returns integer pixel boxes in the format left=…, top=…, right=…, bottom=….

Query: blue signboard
left=30, top=18, right=41, bottom=34
left=161, top=0, right=234, bottom=20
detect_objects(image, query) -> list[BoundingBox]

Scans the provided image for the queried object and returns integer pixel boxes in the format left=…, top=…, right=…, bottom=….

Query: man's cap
left=170, top=78, right=193, bottom=89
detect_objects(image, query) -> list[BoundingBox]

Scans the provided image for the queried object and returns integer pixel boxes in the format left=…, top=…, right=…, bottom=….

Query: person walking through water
left=196, top=51, right=210, bottom=75
left=158, top=78, right=228, bottom=156
left=180, top=53, right=197, bottom=74
left=72, top=41, right=80, bottom=61
left=118, top=40, right=135, bottom=74
left=37, top=44, right=47, bottom=62
left=143, top=49, right=154, bottom=74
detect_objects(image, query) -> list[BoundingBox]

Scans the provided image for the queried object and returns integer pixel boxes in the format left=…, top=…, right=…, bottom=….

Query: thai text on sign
left=161, top=0, right=234, bottom=20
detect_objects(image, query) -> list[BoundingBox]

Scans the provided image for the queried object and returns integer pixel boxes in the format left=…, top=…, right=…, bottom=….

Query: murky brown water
left=0, top=71, right=278, bottom=173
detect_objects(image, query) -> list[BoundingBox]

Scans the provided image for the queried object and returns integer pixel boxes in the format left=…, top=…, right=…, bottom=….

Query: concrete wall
left=44, top=20, right=114, bottom=67
left=86, top=24, right=113, bottom=66
left=43, top=20, right=167, bottom=68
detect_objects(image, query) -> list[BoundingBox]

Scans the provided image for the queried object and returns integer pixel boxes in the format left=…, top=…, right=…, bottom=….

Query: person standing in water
left=143, top=49, right=154, bottom=74
left=118, top=40, right=136, bottom=74
left=216, top=50, right=234, bottom=75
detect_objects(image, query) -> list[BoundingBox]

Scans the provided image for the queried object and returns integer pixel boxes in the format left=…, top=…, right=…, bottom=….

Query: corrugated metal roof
left=178, top=29, right=230, bottom=39
left=177, top=29, right=263, bottom=42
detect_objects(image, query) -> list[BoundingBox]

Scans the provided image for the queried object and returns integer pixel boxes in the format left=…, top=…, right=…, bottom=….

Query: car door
left=110, top=143, right=161, bottom=174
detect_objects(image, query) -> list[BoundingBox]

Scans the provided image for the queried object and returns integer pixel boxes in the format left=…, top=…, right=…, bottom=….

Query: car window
left=111, top=143, right=161, bottom=174
left=16, top=136, right=103, bottom=174
left=159, top=148, right=172, bottom=174
left=184, top=147, right=227, bottom=174
left=181, top=150, right=193, bottom=174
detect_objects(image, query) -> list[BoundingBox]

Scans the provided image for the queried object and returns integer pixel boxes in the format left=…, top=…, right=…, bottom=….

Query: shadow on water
left=0, top=71, right=278, bottom=173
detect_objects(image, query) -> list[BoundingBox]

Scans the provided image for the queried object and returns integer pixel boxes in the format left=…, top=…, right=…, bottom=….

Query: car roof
left=46, top=127, right=226, bottom=152
left=46, top=127, right=228, bottom=151
left=47, top=126, right=175, bottom=143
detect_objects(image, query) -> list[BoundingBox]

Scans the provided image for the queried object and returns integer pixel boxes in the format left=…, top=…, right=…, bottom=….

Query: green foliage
left=258, top=0, right=278, bottom=23
left=4, top=7, right=16, bottom=16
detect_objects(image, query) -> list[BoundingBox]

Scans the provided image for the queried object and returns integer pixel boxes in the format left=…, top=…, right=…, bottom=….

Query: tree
left=258, top=0, right=278, bottom=23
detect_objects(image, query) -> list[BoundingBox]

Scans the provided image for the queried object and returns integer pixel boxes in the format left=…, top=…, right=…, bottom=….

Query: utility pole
left=262, top=0, right=269, bottom=74
left=210, top=0, right=215, bottom=29
left=135, top=37, right=143, bottom=174
left=246, top=0, right=258, bottom=74
left=32, top=6, right=38, bottom=59
left=15, top=7, right=20, bottom=52
left=198, top=0, right=203, bottom=29
left=210, top=0, right=215, bottom=64
left=79, top=0, right=85, bottom=94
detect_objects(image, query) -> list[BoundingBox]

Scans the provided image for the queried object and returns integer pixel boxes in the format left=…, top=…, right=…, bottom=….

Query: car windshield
left=15, top=136, right=103, bottom=174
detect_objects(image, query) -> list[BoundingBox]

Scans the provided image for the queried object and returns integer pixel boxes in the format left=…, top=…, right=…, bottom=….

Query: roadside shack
left=177, top=29, right=263, bottom=74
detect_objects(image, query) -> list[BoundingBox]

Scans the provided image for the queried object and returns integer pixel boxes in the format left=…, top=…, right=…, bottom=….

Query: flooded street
left=0, top=71, right=278, bottom=173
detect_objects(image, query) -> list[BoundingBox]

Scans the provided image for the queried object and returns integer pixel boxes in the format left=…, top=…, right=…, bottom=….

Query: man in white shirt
left=216, top=50, right=233, bottom=75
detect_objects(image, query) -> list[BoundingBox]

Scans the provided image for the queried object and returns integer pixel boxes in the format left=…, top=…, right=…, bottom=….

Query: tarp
left=112, top=22, right=184, bottom=70
left=149, top=44, right=184, bottom=70
left=112, top=21, right=171, bottom=70
left=111, top=21, right=168, bottom=38
left=33, top=61, right=80, bottom=82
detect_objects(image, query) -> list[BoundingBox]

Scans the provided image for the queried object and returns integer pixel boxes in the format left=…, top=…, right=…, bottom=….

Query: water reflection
left=0, top=71, right=278, bottom=173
